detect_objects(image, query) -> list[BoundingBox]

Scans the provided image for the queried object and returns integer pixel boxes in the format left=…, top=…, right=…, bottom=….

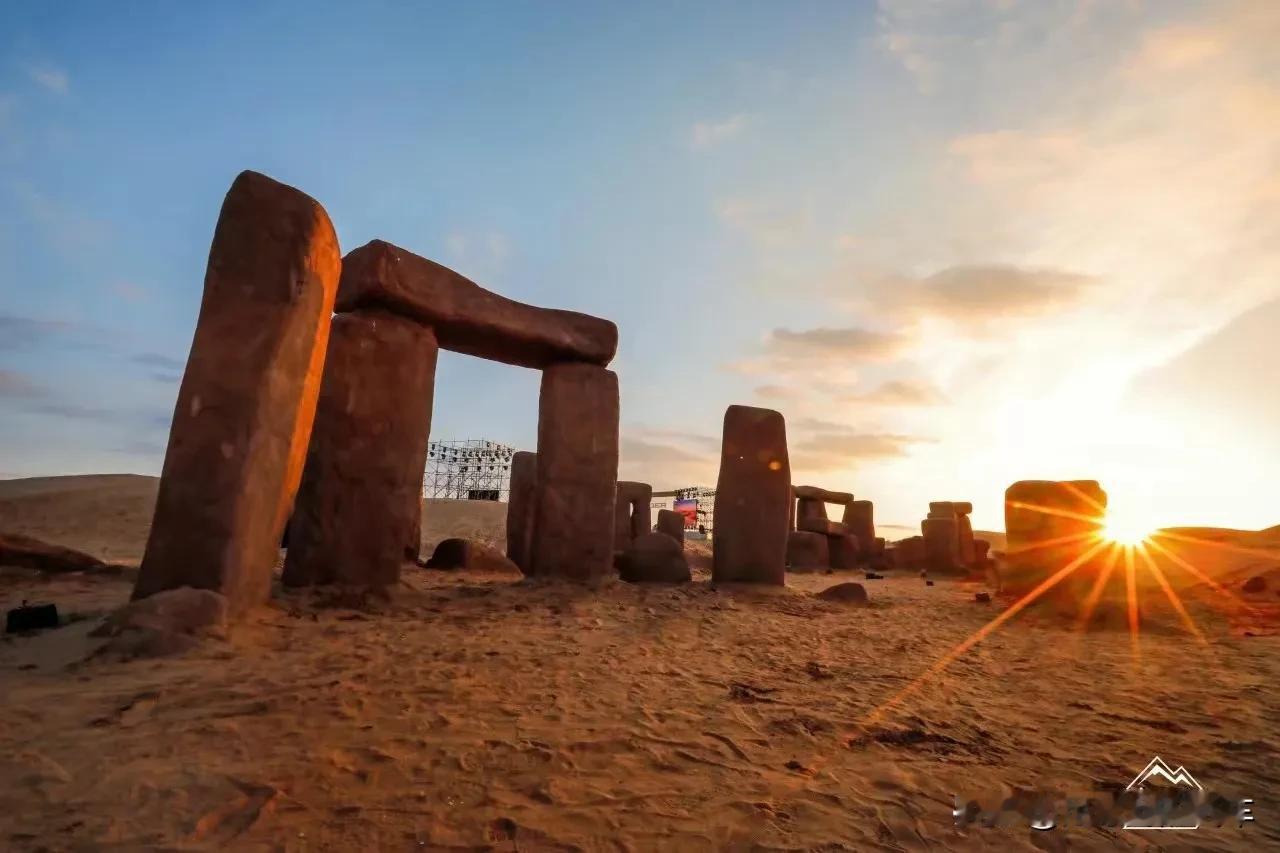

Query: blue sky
left=3, top=1, right=1279, bottom=531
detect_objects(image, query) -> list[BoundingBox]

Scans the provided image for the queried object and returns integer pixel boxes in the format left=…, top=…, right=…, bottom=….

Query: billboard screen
left=674, top=498, right=697, bottom=529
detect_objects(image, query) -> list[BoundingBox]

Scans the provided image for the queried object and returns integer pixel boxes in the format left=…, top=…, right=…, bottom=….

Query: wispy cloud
left=24, top=63, right=69, bottom=95
left=0, top=314, right=76, bottom=350
left=768, top=326, right=907, bottom=361
left=865, top=264, right=1098, bottom=321
left=689, top=114, right=748, bottom=149
left=0, top=368, right=42, bottom=397
left=132, top=352, right=186, bottom=372
left=714, top=197, right=809, bottom=247
left=846, top=378, right=947, bottom=406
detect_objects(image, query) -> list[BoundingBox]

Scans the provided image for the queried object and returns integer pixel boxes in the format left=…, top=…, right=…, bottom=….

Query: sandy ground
left=3, top=476, right=1280, bottom=851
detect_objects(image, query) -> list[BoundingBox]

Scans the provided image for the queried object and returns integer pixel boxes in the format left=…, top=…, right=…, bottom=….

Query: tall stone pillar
left=132, top=170, right=341, bottom=616
left=531, top=363, right=619, bottom=581
left=843, top=500, right=876, bottom=556
left=712, top=405, right=791, bottom=584
left=282, top=309, right=439, bottom=589
left=506, top=451, right=538, bottom=574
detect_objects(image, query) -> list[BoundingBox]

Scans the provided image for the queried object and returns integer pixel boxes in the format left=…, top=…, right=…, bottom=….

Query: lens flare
left=1101, top=512, right=1153, bottom=546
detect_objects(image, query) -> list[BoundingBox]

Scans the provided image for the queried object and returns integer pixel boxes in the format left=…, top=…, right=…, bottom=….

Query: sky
left=2, top=0, right=1278, bottom=533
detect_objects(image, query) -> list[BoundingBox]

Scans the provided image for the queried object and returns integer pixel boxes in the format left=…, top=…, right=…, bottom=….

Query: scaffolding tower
left=423, top=439, right=517, bottom=501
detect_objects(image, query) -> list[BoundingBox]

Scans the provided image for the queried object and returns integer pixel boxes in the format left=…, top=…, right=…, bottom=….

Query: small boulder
left=0, top=532, right=107, bottom=574
left=655, top=509, right=685, bottom=544
left=618, top=532, right=691, bottom=583
left=90, top=587, right=228, bottom=659
left=817, top=582, right=868, bottom=605
left=422, top=538, right=520, bottom=573
left=1242, top=576, right=1267, bottom=594
left=974, top=592, right=991, bottom=603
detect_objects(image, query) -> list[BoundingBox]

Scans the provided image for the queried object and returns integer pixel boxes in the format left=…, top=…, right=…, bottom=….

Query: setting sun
left=1101, top=514, right=1155, bottom=546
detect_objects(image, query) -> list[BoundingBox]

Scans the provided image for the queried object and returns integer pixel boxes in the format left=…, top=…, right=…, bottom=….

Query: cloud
left=443, top=230, right=511, bottom=278
left=754, top=384, right=800, bottom=401
left=132, top=352, right=186, bottom=372
left=865, top=264, right=1097, bottom=322
left=847, top=378, right=947, bottom=406
left=0, top=368, right=42, bottom=397
left=112, top=282, right=148, bottom=302
left=618, top=427, right=720, bottom=487
left=769, top=326, right=907, bottom=360
left=0, top=314, right=76, bottom=350
left=689, top=114, right=748, bottom=149
left=24, top=63, right=69, bottom=95
left=790, top=427, right=933, bottom=471
left=714, top=198, right=810, bottom=247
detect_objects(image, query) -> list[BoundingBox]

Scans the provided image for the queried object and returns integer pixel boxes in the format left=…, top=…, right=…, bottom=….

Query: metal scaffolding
left=653, top=485, right=718, bottom=534
left=423, top=439, right=517, bottom=501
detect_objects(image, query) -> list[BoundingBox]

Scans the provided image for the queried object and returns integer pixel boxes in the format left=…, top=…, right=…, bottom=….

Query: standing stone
left=842, top=500, right=875, bottom=556
left=712, top=406, right=791, bottom=584
left=956, top=509, right=977, bottom=567
left=531, top=363, right=619, bottom=581
left=506, top=451, right=538, bottom=574
left=828, top=533, right=860, bottom=570
left=1004, top=480, right=1108, bottom=597
left=656, top=509, right=685, bottom=544
left=132, top=171, right=341, bottom=615
left=614, top=481, right=652, bottom=551
left=787, top=530, right=829, bottom=570
left=282, top=310, right=439, bottom=589
left=922, top=517, right=960, bottom=573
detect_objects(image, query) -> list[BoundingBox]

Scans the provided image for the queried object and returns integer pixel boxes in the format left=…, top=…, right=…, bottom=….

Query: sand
left=2, top=476, right=1280, bottom=850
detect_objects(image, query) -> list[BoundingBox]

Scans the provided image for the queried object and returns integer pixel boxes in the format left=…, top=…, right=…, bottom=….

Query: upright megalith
left=1005, top=480, right=1107, bottom=596
left=843, top=500, right=875, bottom=557
left=505, top=451, right=538, bottom=574
left=656, top=509, right=685, bottom=544
left=133, top=170, right=341, bottom=615
left=786, top=530, right=829, bottom=570
left=283, top=309, right=439, bottom=589
left=531, top=363, right=620, bottom=580
left=712, top=405, right=791, bottom=584
left=614, top=481, right=653, bottom=552
left=922, top=501, right=965, bottom=573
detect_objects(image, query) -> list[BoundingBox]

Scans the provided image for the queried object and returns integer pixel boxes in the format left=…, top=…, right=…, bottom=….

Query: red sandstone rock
left=1004, top=480, right=1108, bottom=597
left=282, top=310, right=438, bottom=590
left=842, top=500, right=875, bottom=555
left=133, top=170, right=341, bottom=616
left=337, top=240, right=617, bottom=369
left=530, top=363, right=619, bottom=581
left=798, top=518, right=849, bottom=536
left=828, top=533, right=860, bottom=569
left=656, top=509, right=685, bottom=544
left=619, top=532, right=690, bottom=583
left=922, top=517, right=961, bottom=573
left=505, top=451, right=538, bottom=574
left=793, top=485, right=854, bottom=504
left=614, top=481, right=653, bottom=551
left=423, top=538, right=520, bottom=573
left=0, top=532, right=107, bottom=574
left=786, top=530, right=829, bottom=570
left=817, top=582, right=868, bottom=605
left=956, top=512, right=977, bottom=566
left=892, top=536, right=927, bottom=568
left=712, top=405, right=791, bottom=585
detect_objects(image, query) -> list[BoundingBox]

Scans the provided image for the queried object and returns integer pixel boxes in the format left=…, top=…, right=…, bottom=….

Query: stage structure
left=653, top=486, right=717, bottom=535
left=424, top=439, right=516, bottom=501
